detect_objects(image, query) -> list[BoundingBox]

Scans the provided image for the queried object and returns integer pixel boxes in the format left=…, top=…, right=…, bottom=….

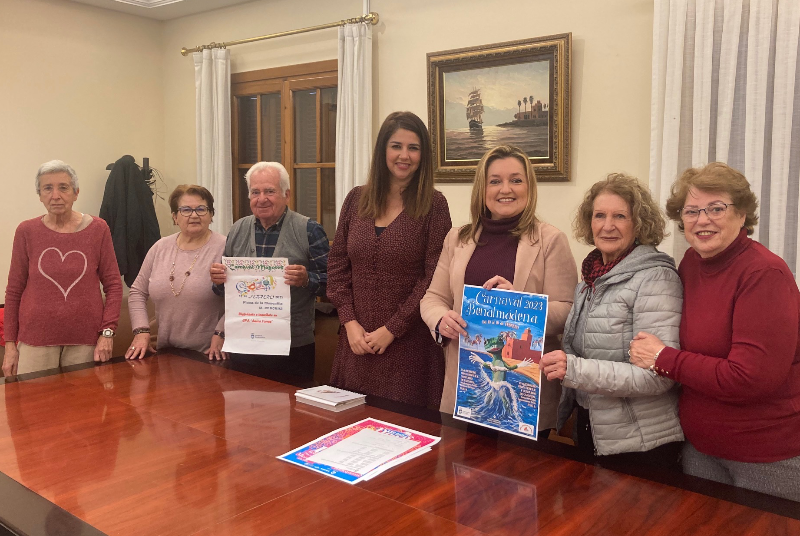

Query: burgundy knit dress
left=328, top=186, right=452, bottom=406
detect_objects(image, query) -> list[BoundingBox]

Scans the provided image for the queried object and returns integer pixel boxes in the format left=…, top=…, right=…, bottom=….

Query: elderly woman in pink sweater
left=126, top=185, right=227, bottom=360
left=4, top=160, right=122, bottom=376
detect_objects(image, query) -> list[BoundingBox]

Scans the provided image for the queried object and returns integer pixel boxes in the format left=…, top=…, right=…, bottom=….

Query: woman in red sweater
left=630, top=162, right=800, bottom=501
left=4, top=160, right=122, bottom=376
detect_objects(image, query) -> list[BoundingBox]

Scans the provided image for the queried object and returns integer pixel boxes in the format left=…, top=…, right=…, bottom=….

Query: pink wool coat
left=420, top=221, right=578, bottom=430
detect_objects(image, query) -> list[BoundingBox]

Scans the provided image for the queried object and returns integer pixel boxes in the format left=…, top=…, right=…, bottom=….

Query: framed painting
left=427, top=34, right=571, bottom=182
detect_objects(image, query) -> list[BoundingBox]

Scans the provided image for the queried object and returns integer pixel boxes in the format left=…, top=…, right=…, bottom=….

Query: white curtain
left=335, top=22, right=373, bottom=226
left=194, top=48, right=233, bottom=234
left=650, top=0, right=800, bottom=280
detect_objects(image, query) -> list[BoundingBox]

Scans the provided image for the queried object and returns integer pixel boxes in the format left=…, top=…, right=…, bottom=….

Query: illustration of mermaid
left=466, top=334, right=533, bottom=424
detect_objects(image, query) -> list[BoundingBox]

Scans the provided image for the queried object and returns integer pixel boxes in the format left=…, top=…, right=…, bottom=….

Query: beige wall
left=161, top=0, right=654, bottom=262
left=2, top=0, right=655, bottom=296
left=0, top=0, right=165, bottom=297
left=370, top=0, right=654, bottom=254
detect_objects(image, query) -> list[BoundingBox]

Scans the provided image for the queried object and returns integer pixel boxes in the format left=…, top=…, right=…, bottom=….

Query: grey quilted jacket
left=556, top=245, right=684, bottom=455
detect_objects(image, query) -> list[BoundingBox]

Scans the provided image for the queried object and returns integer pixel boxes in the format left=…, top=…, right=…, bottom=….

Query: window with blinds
left=231, top=60, right=337, bottom=238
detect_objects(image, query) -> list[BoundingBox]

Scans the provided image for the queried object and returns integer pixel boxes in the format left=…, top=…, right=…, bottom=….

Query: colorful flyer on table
left=453, top=285, right=548, bottom=440
left=221, top=256, right=291, bottom=355
left=278, top=418, right=440, bottom=484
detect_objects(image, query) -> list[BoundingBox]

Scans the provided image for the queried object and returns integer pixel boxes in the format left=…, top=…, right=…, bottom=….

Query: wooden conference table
left=0, top=351, right=796, bottom=536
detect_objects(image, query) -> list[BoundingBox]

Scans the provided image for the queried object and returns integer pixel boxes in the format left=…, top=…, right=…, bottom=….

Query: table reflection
left=5, top=365, right=136, bottom=520
left=454, top=464, right=538, bottom=535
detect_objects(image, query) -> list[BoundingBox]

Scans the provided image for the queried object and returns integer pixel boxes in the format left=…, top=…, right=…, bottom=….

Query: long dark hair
left=358, top=111, right=434, bottom=220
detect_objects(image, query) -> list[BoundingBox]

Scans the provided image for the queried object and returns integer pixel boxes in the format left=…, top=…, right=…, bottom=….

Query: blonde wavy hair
left=458, top=145, right=538, bottom=244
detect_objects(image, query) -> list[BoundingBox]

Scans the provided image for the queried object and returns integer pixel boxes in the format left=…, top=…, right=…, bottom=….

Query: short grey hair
left=245, top=162, right=290, bottom=196
left=36, top=160, right=79, bottom=195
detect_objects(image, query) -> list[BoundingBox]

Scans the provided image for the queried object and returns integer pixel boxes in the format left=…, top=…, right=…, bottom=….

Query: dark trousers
left=230, top=343, right=315, bottom=382
left=576, top=406, right=682, bottom=471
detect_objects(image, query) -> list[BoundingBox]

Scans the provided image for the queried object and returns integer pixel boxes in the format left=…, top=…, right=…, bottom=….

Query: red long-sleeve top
left=656, top=229, right=800, bottom=462
left=4, top=216, right=122, bottom=346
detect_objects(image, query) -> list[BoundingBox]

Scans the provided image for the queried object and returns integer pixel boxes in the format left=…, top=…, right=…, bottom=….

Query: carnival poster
left=454, top=285, right=548, bottom=439
left=221, top=256, right=291, bottom=355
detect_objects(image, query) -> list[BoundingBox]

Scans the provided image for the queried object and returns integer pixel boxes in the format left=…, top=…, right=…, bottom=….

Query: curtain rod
left=180, top=12, right=379, bottom=56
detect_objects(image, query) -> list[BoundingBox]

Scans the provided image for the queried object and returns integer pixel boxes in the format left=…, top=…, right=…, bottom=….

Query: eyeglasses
left=177, top=205, right=209, bottom=217
left=680, top=202, right=735, bottom=222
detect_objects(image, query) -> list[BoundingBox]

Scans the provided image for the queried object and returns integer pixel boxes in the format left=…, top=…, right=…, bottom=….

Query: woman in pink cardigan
left=420, top=145, right=577, bottom=437
left=126, top=184, right=226, bottom=360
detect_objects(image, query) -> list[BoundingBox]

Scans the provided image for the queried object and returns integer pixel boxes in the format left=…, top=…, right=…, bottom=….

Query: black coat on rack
left=99, top=155, right=161, bottom=287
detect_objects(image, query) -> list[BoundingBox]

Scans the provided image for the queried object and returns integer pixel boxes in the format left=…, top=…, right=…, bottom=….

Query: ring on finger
left=627, top=349, right=631, bottom=357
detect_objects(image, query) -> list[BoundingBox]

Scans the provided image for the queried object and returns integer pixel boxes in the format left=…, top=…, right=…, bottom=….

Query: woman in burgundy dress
left=328, top=111, right=452, bottom=406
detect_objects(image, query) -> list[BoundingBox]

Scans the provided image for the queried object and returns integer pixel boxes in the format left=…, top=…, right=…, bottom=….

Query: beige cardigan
left=420, top=221, right=578, bottom=430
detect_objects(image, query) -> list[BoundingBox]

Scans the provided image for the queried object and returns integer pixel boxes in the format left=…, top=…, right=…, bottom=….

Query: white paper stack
left=295, top=385, right=366, bottom=412
left=277, top=418, right=441, bottom=484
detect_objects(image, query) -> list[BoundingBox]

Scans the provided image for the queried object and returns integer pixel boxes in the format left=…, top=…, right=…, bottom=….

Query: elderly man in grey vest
left=210, top=162, right=329, bottom=380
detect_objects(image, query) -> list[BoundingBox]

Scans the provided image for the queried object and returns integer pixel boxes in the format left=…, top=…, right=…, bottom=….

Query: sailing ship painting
left=466, top=88, right=484, bottom=130
left=443, top=61, right=550, bottom=161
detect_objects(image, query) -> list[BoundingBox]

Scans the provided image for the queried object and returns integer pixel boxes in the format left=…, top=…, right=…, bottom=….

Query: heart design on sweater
left=38, top=247, right=88, bottom=300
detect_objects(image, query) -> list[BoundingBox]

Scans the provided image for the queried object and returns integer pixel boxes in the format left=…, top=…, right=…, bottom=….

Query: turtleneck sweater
left=464, top=214, right=521, bottom=287
left=656, top=228, right=800, bottom=462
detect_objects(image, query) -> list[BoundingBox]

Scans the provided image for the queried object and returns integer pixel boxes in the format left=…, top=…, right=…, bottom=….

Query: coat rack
left=106, top=157, right=155, bottom=195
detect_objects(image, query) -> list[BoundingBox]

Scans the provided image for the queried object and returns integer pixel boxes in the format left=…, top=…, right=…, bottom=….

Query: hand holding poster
left=454, top=285, right=548, bottom=439
left=221, top=257, right=291, bottom=355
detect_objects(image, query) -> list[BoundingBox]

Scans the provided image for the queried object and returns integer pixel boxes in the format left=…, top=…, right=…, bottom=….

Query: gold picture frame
left=427, top=34, right=571, bottom=182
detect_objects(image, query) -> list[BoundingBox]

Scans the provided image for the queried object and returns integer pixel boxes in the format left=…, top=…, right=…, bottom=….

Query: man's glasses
left=177, top=205, right=209, bottom=217
left=680, top=202, right=735, bottom=222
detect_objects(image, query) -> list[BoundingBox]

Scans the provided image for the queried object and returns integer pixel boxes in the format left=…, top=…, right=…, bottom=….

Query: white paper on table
left=221, top=256, right=291, bottom=355
left=361, top=447, right=431, bottom=481
left=307, top=428, right=420, bottom=476
left=278, top=418, right=440, bottom=484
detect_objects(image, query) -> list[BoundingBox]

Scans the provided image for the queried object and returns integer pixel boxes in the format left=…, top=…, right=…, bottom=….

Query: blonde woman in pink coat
left=420, top=145, right=577, bottom=436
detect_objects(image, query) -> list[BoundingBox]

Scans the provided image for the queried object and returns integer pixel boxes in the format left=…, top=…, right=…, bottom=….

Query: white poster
left=221, top=257, right=291, bottom=355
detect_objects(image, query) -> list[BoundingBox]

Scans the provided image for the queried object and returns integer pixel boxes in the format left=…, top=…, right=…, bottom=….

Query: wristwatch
left=433, top=319, right=444, bottom=345
left=99, top=328, right=115, bottom=338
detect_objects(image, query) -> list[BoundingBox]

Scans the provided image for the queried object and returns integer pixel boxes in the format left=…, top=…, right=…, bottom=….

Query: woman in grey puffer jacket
left=541, top=174, right=683, bottom=468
